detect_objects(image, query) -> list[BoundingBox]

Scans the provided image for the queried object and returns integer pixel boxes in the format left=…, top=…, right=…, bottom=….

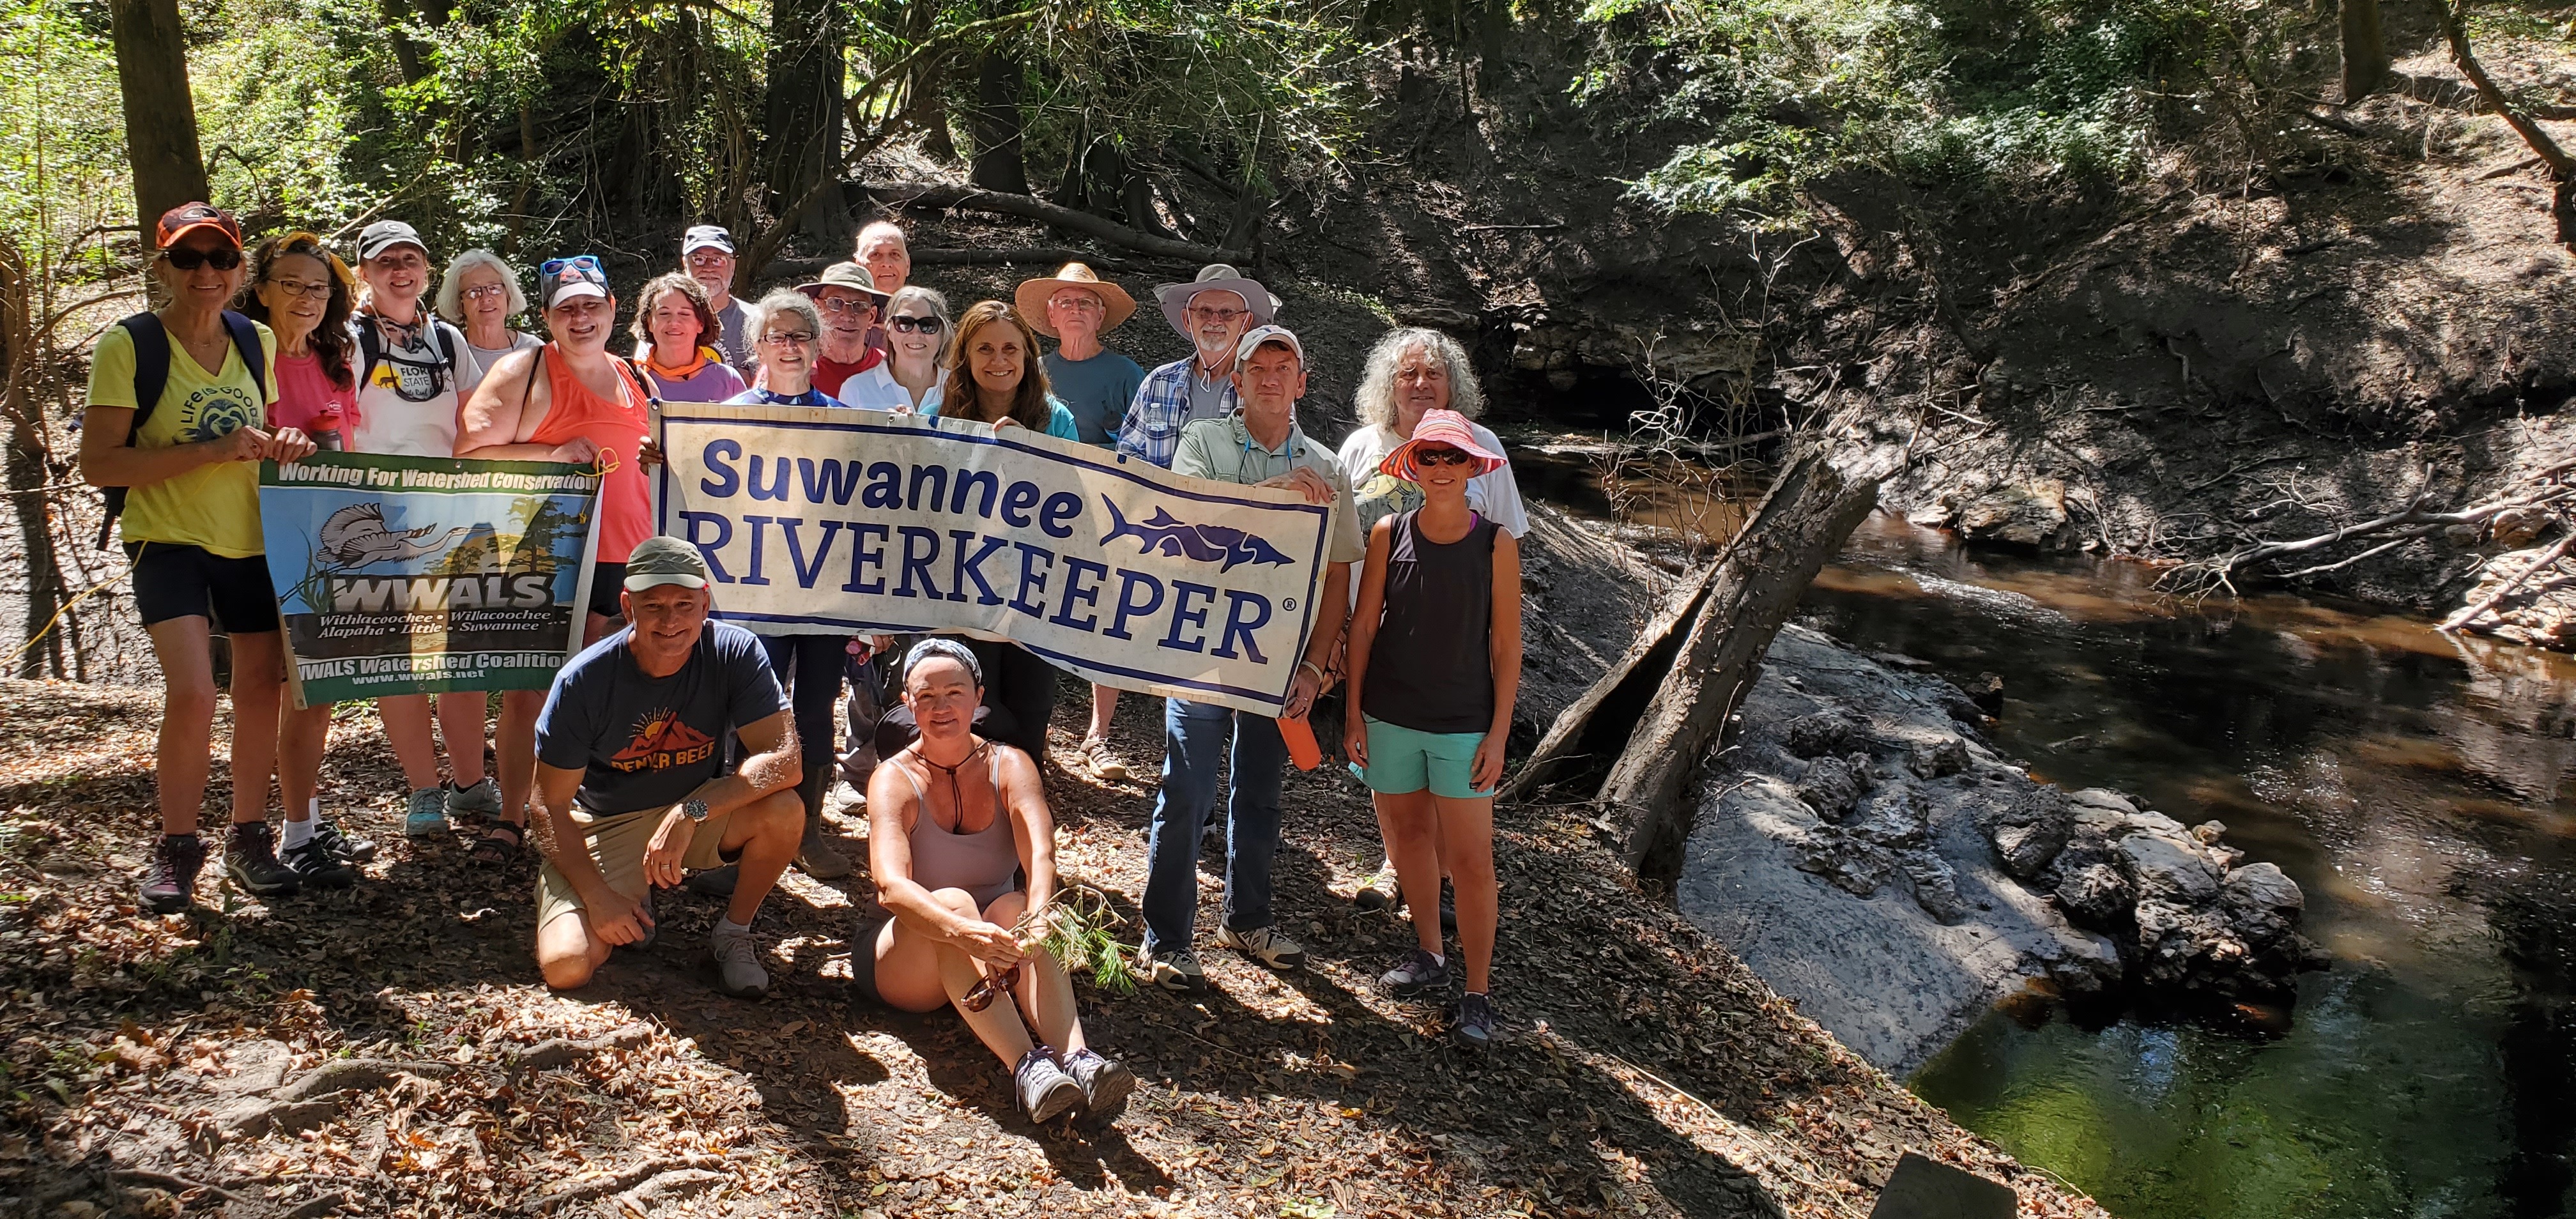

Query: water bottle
left=310, top=406, right=344, bottom=452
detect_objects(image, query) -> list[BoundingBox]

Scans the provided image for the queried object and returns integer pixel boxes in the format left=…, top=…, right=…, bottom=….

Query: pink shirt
left=272, top=351, right=356, bottom=441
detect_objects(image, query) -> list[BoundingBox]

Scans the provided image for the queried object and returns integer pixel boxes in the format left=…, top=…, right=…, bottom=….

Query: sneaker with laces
left=1135, top=944, right=1205, bottom=992
left=1353, top=864, right=1401, bottom=912
left=139, top=834, right=207, bottom=914
left=1380, top=947, right=1448, bottom=999
left=311, top=819, right=376, bottom=864
left=1013, top=1047, right=1083, bottom=1124
left=402, top=786, right=450, bottom=838
left=224, top=822, right=302, bottom=898
left=280, top=833, right=358, bottom=889
left=1453, top=992, right=1499, bottom=1050
left=1060, top=1047, right=1134, bottom=1124
left=1216, top=924, right=1307, bottom=970
left=445, top=778, right=502, bottom=824
left=708, top=926, right=768, bottom=997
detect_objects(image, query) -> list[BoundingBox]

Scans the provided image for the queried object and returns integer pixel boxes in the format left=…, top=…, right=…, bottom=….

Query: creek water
left=1807, top=518, right=2575, bottom=1219
left=1508, top=443, right=2575, bottom=1218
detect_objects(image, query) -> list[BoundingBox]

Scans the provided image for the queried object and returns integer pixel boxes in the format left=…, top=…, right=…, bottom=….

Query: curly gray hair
left=434, top=249, right=528, bottom=324
left=1354, top=327, right=1484, bottom=431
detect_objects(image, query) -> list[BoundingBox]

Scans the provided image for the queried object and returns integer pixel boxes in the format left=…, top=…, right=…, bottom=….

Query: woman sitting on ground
left=920, top=300, right=1079, bottom=440
left=1340, top=408, right=1523, bottom=1050
left=860, top=640, right=1134, bottom=1124
left=631, top=272, right=747, bottom=402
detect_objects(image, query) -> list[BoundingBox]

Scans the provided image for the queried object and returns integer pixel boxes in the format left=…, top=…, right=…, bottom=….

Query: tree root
left=2440, top=521, right=2575, bottom=632
left=215, top=1027, right=651, bottom=1143
left=519, top=1154, right=727, bottom=1213
left=504, top=1022, right=654, bottom=1074
left=109, top=1167, right=251, bottom=1205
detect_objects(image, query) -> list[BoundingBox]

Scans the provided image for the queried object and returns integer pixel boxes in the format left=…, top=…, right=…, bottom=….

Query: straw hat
left=1382, top=408, right=1507, bottom=479
left=1014, top=263, right=1137, bottom=338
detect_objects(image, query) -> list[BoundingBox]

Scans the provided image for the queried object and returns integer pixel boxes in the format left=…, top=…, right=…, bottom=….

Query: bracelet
left=1299, top=660, right=1326, bottom=684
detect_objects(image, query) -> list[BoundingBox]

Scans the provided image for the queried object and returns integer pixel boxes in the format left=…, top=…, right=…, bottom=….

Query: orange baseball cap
left=155, top=202, right=241, bottom=250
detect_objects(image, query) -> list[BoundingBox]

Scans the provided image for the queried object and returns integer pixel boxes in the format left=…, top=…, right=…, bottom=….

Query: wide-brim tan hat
left=1015, top=263, right=1137, bottom=338
left=795, top=261, right=891, bottom=305
left=1154, top=263, right=1279, bottom=337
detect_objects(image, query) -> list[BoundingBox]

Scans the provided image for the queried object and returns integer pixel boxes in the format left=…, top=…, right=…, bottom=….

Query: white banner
left=654, top=403, right=1335, bottom=715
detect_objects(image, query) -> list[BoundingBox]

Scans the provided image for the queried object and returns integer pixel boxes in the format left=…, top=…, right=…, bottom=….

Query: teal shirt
left=1041, top=349, right=1145, bottom=447
left=921, top=389, right=1082, bottom=442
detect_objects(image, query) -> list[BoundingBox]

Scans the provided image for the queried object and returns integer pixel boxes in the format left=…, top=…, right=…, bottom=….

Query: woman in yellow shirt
left=79, top=203, right=318, bottom=913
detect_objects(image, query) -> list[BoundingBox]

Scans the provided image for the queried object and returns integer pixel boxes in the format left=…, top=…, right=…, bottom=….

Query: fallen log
left=1509, top=452, right=1880, bottom=877
left=1502, top=561, right=1722, bottom=802
left=859, top=181, right=1249, bottom=264
left=760, top=247, right=1137, bottom=288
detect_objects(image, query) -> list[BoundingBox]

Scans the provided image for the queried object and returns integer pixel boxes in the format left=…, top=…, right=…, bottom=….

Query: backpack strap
left=355, top=316, right=385, bottom=388
left=219, top=310, right=266, bottom=404
left=98, top=312, right=171, bottom=546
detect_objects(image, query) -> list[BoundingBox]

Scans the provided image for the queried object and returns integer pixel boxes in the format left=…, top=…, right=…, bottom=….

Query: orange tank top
left=527, top=344, right=652, bottom=564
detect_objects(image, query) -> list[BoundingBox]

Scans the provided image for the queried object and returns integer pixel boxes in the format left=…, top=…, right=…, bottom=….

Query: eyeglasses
left=759, top=330, right=816, bottom=346
left=539, top=254, right=602, bottom=276
left=1185, top=306, right=1247, bottom=323
left=890, top=315, right=943, bottom=334
left=263, top=277, right=330, bottom=298
left=820, top=296, right=876, bottom=315
left=1412, top=447, right=1475, bottom=466
left=685, top=251, right=732, bottom=268
left=461, top=283, right=509, bottom=301
left=167, top=246, right=244, bottom=271
left=1049, top=295, right=1104, bottom=312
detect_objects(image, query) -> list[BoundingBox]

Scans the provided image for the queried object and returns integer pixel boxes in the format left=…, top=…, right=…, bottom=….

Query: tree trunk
left=862, top=181, right=1250, bottom=262
left=763, top=0, right=847, bottom=225
left=107, top=0, right=209, bottom=234
left=2341, top=0, right=2391, bottom=103
left=967, top=49, right=1029, bottom=195
left=378, top=0, right=428, bottom=86
left=0, top=237, right=68, bottom=679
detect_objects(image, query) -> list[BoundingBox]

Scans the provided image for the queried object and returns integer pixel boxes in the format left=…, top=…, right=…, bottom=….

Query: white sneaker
left=1216, top=924, right=1307, bottom=970
left=1135, top=945, right=1205, bottom=992
left=709, top=928, right=769, bottom=997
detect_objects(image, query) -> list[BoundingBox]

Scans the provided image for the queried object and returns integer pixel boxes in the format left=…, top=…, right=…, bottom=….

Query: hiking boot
left=445, top=778, right=502, bottom=824
left=1013, top=1047, right=1083, bottom=1124
left=139, top=834, right=207, bottom=914
left=709, top=925, right=768, bottom=997
left=1353, top=864, right=1400, bottom=912
left=224, top=822, right=302, bottom=898
left=1453, top=992, right=1499, bottom=1051
left=1136, top=944, right=1205, bottom=992
left=280, top=832, right=358, bottom=889
left=1061, top=1047, right=1134, bottom=1124
left=402, top=786, right=450, bottom=838
left=685, top=864, right=740, bottom=897
left=796, top=822, right=854, bottom=880
left=1381, top=947, right=1448, bottom=999
left=311, top=818, right=376, bottom=864
left=1216, top=924, right=1307, bottom=970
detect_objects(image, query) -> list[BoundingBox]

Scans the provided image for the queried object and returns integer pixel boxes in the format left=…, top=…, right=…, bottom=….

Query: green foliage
left=1, top=0, right=131, bottom=280
left=1577, top=0, right=2251, bottom=225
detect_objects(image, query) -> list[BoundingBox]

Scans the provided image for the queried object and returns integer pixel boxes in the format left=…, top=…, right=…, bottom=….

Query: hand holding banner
left=653, top=403, right=1334, bottom=715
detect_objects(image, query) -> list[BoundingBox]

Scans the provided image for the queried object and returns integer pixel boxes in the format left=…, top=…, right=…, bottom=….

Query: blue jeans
left=1140, top=697, right=1287, bottom=953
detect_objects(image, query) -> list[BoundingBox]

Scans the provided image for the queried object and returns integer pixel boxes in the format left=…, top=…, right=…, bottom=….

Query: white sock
left=281, top=816, right=314, bottom=850
left=714, top=916, right=752, bottom=939
left=307, top=798, right=322, bottom=820
left=1428, top=952, right=1445, bottom=967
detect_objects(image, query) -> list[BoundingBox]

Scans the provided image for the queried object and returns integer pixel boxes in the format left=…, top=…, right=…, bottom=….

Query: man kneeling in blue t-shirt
left=530, top=537, right=805, bottom=997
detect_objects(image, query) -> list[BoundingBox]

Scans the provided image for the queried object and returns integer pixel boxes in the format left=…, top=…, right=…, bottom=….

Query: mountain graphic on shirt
left=606, top=709, right=717, bottom=773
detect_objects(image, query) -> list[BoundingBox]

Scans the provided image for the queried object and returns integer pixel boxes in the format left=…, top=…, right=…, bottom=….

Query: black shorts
left=128, top=542, right=280, bottom=632
left=586, top=562, right=625, bottom=620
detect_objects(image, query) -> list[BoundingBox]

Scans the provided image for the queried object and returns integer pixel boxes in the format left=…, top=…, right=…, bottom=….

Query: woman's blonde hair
left=1354, top=326, right=1484, bottom=431
left=941, top=300, right=1054, bottom=431
left=434, top=249, right=528, bottom=323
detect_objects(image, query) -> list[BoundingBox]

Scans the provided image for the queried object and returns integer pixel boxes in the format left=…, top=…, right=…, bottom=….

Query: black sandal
left=469, top=822, right=525, bottom=866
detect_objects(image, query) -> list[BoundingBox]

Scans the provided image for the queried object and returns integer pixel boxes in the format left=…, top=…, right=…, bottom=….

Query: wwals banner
left=654, top=404, right=1335, bottom=714
left=260, top=453, right=603, bottom=708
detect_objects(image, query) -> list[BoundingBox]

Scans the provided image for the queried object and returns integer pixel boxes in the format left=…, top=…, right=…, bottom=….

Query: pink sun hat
left=1382, top=408, right=1506, bottom=479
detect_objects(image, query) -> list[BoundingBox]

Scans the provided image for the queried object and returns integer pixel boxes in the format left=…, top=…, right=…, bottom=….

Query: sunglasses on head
left=890, top=315, right=944, bottom=334
left=166, top=246, right=244, bottom=271
left=539, top=254, right=603, bottom=276
left=1412, top=446, right=1475, bottom=466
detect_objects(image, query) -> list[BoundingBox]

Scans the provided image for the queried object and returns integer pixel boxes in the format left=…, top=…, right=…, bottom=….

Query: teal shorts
left=1361, top=716, right=1494, bottom=799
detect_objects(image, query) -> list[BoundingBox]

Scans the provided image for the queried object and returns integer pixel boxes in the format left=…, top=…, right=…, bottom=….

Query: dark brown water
left=1799, top=516, right=2576, bottom=1219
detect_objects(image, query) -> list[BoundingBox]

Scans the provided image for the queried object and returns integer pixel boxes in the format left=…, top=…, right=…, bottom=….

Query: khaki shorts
left=536, top=804, right=740, bottom=930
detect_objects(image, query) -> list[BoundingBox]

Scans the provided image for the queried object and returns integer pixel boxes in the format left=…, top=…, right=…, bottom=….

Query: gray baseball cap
left=622, top=537, right=712, bottom=592
left=356, top=220, right=428, bottom=262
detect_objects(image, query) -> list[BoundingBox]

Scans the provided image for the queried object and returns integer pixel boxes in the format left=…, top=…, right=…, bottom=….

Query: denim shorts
left=1361, top=716, right=1494, bottom=799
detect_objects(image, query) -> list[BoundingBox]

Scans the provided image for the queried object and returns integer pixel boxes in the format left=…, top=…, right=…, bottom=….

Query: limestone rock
left=1785, top=710, right=1864, bottom=758
left=2067, top=787, right=2138, bottom=815
left=2054, top=861, right=2135, bottom=925
left=2118, top=833, right=2222, bottom=905
left=1992, top=822, right=2068, bottom=881
left=2221, top=861, right=2306, bottom=949
left=1795, top=754, right=1871, bottom=820
left=1955, top=479, right=2073, bottom=549
left=1900, top=850, right=1972, bottom=924
left=1907, top=735, right=1970, bottom=778
left=1850, top=785, right=1930, bottom=849
left=2131, top=899, right=2251, bottom=990
left=2042, top=925, right=2125, bottom=995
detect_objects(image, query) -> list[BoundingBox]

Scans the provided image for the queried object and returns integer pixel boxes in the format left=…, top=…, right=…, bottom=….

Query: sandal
left=1078, top=735, right=1130, bottom=782
left=468, top=822, right=525, bottom=866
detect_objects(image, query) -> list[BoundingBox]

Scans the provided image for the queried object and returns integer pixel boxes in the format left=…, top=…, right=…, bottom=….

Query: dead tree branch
left=2436, top=0, right=2576, bottom=245
left=2439, top=520, right=2575, bottom=632
left=862, top=181, right=1249, bottom=263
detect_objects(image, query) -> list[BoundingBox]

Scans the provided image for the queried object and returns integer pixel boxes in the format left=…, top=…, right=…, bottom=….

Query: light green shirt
left=1170, top=409, right=1365, bottom=564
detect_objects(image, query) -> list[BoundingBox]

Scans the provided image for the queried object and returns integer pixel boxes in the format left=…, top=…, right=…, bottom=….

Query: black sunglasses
left=891, top=316, right=944, bottom=334
left=1413, top=447, right=1475, bottom=466
left=166, top=246, right=244, bottom=272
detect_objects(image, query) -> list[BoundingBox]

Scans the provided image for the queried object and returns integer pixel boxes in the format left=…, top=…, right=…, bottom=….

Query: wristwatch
left=680, top=797, right=711, bottom=823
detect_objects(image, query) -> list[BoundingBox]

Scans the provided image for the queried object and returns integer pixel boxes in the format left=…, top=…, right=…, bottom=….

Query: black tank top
left=1361, top=510, right=1499, bottom=734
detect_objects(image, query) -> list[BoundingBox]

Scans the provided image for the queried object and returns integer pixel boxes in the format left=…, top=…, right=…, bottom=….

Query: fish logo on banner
left=1099, top=498, right=1294, bottom=573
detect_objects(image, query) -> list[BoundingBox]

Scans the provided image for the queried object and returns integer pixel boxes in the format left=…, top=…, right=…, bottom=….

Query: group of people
left=86, top=201, right=1532, bottom=1126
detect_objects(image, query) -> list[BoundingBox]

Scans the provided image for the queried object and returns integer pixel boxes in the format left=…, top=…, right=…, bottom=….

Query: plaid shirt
left=1116, top=356, right=1239, bottom=468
